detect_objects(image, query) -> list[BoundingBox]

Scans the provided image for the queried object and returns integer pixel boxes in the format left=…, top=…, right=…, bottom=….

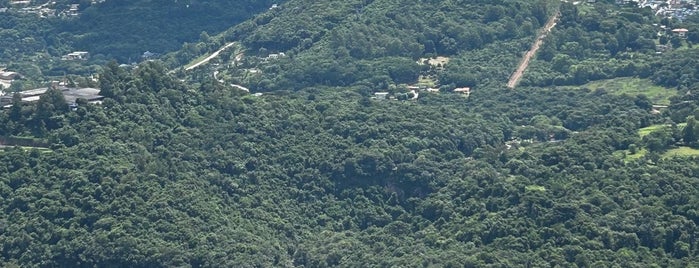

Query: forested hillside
left=68, top=0, right=281, bottom=61
left=1, top=60, right=699, bottom=267
left=0, top=0, right=282, bottom=64
left=1, top=0, right=699, bottom=267
left=185, top=0, right=556, bottom=91
left=523, top=1, right=699, bottom=89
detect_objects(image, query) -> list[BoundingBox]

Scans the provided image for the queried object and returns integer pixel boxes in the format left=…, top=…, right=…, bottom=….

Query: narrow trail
left=185, top=42, right=237, bottom=71
left=507, top=11, right=560, bottom=89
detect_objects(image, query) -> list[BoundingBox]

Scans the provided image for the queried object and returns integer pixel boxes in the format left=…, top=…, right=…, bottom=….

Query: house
left=142, top=51, right=158, bottom=59
left=672, top=28, right=689, bottom=38
left=266, top=52, right=286, bottom=60
left=62, top=51, right=89, bottom=61
left=67, top=4, right=79, bottom=16
left=9, top=0, right=31, bottom=6
left=0, top=71, right=20, bottom=80
left=454, top=87, right=471, bottom=95
left=62, top=87, right=104, bottom=105
left=373, top=92, right=389, bottom=100
left=0, top=80, right=11, bottom=91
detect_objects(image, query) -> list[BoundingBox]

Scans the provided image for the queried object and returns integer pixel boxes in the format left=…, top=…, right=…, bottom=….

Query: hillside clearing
left=579, top=77, right=676, bottom=105
left=663, top=147, right=699, bottom=158
left=638, top=123, right=687, bottom=138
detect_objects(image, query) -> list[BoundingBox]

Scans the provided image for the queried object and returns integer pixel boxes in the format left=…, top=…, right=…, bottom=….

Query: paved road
left=507, top=12, right=560, bottom=89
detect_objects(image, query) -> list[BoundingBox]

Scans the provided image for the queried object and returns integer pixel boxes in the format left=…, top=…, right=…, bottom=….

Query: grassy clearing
left=417, top=75, right=437, bottom=88
left=638, top=125, right=667, bottom=137
left=662, top=147, right=699, bottom=158
left=525, top=185, right=546, bottom=192
left=625, top=148, right=648, bottom=161
left=638, top=123, right=687, bottom=138
left=616, top=122, right=694, bottom=161
left=580, top=77, right=676, bottom=105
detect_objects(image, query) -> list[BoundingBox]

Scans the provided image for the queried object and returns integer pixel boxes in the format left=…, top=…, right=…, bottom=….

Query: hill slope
left=179, top=0, right=557, bottom=91
left=70, top=0, right=282, bottom=61
left=1, top=0, right=699, bottom=267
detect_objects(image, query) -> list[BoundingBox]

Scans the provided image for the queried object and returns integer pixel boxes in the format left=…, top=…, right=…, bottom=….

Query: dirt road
left=185, top=42, right=236, bottom=71
left=507, top=12, right=560, bottom=89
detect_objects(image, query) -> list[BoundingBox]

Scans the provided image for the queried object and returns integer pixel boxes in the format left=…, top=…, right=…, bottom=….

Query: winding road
left=507, top=12, right=560, bottom=89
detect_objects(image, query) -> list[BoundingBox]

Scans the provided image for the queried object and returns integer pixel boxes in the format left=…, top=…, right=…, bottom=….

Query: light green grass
left=638, top=123, right=687, bottom=138
left=525, top=185, right=546, bottom=192
left=580, top=77, right=676, bottom=105
left=616, top=123, right=693, bottom=161
left=576, top=3, right=594, bottom=16
left=638, top=125, right=666, bottom=137
left=625, top=148, right=648, bottom=161
left=662, top=147, right=699, bottom=158
left=417, top=76, right=437, bottom=88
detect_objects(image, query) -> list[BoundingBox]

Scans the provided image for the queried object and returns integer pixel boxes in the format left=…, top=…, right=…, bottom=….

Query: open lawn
left=638, top=123, right=687, bottom=137
left=580, top=77, right=677, bottom=105
left=662, top=146, right=699, bottom=158
left=614, top=147, right=648, bottom=162
left=417, top=75, right=437, bottom=88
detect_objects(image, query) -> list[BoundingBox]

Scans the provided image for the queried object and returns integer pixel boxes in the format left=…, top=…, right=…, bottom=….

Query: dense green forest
left=2, top=0, right=699, bottom=267
left=0, top=0, right=281, bottom=66
left=1, top=60, right=699, bottom=267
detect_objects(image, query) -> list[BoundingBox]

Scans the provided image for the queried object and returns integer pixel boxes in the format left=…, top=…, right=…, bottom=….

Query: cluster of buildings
left=4, top=1, right=72, bottom=18
left=0, top=70, right=20, bottom=91
left=618, top=0, right=699, bottom=21
left=372, top=86, right=470, bottom=101
left=0, top=66, right=103, bottom=109
left=0, top=85, right=103, bottom=109
left=2, top=1, right=104, bottom=18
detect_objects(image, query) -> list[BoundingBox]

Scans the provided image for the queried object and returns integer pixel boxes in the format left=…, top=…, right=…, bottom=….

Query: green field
left=417, top=75, right=437, bottom=88
left=580, top=77, right=677, bottom=105
left=626, top=148, right=648, bottom=160
left=616, top=123, right=692, bottom=161
left=638, top=123, right=687, bottom=137
left=663, top=147, right=699, bottom=158
left=617, top=146, right=699, bottom=161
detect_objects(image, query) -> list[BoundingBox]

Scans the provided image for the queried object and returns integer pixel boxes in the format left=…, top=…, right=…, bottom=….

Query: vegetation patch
left=638, top=123, right=687, bottom=137
left=617, top=148, right=648, bottom=162
left=525, top=185, right=546, bottom=192
left=579, top=77, right=677, bottom=105
left=417, top=75, right=437, bottom=88
left=638, top=124, right=668, bottom=138
left=662, top=147, right=699, bottom=158
left=418, top=56, right=450, bottom=67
